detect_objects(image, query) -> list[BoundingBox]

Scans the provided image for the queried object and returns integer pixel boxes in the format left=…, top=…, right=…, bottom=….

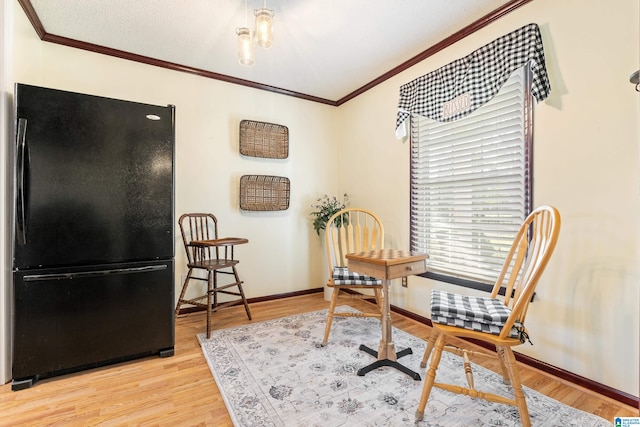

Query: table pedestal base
left=346, top=250, right=428, bottom=382
left=356, top=344, right=421, bottom=380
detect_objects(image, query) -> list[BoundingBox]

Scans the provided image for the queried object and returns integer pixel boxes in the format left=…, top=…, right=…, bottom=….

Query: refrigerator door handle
left=22, top=264, right=168, bottom=282
left=16, top=118, right=28, bottom=246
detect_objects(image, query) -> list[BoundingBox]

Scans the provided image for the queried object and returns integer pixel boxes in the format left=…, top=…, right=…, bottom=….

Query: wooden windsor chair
left=321, top=208, right=385, bottom=346
left=415, top=205, right=561, bottom=427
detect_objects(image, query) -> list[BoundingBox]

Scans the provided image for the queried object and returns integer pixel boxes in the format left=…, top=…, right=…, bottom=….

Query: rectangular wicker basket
left=239, top=120, right=289, bottom=159
left=239, top=175, right=290, bottom=211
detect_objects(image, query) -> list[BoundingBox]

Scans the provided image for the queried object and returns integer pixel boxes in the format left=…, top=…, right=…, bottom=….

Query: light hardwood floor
left=0, top=293, right=637, bottom=426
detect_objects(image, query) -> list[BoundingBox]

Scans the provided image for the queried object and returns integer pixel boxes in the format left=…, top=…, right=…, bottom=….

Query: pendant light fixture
left=236, top=27, right=255, bottom=66
left=236, top=0, right=255, bottom=66
left=254, top=1, right=274, bottom=49
left=236, top=0, right=274, bottom=66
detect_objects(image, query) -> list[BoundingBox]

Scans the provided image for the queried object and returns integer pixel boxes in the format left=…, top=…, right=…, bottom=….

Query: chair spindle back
left=179, top=213, right=220, bottom=263
left=492, top=205, right=561, bottom=339
left=325, top=208, right=384, bottom=272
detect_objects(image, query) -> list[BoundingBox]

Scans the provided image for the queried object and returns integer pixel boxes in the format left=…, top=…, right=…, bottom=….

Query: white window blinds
left=410, top=64, right=532, bottom=285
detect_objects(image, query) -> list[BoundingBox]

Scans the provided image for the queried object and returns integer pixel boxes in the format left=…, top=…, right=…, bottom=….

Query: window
left=410, top=64, right=533, bottom=291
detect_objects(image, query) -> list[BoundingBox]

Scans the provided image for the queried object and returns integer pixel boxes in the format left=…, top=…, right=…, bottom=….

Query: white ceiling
left=24, top=0, right=517, bottom=104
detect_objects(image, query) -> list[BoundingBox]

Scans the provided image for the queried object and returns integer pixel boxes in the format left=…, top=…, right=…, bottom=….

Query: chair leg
left=175, top=269, right=193, bottom=315
left=420, top=329, right=440, bottom=368
left=497, top=346, right=512, bottom=385
left=212, top=270, right=218, bottom=308
left=498, top=346, right=531, bottom=427
left=415, top=332, right=446, bottom=421
left=233, top=266, right=252, bottom=320
left=322, top=287, right=339, bottom=346
left=206, top=271, right=214, bottom=339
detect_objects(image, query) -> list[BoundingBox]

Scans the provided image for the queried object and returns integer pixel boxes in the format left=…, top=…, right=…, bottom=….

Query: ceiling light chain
left=236, top=0, right=274, bottom=66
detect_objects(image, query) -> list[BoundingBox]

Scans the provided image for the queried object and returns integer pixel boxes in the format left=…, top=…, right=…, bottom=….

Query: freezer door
left=14, top=83, right=174, bottom=269
left=12, top=260, right=174, bottom=382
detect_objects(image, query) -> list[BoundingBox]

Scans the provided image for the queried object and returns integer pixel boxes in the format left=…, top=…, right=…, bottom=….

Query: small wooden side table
left=346, top=249, right=427, bottom=380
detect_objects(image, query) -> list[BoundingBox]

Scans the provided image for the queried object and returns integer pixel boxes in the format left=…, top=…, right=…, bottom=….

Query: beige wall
left=2, top=0, right=639, bottom=398
left=336, top=0, right=640, bottom=396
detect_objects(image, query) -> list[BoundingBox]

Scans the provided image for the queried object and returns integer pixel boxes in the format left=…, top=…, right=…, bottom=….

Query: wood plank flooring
left=0, top=293, right=637, bottom=426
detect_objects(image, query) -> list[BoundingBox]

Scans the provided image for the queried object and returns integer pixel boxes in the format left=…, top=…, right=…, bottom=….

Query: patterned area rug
left=198, top=307, right=611, bottom=427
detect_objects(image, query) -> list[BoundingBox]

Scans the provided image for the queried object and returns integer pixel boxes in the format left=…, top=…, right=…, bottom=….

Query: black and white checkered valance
left=396, top=23, right=551, bottom=137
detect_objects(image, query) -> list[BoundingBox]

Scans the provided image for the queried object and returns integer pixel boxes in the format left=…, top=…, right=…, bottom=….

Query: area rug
left=198, top=307, right=611, bottom=427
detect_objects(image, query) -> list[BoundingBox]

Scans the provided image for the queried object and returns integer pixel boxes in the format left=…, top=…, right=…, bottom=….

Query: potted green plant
left=310, top=193, right=349, bottom=236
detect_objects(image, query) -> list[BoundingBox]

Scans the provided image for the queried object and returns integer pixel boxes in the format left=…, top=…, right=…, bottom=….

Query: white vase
left=324, top=281, right=333, bottom=301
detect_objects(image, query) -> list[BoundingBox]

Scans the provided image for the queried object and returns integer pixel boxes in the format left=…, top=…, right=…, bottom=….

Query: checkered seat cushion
left=430, top=290, right=522, bottom=340
left=332, top=267, right=382, bottom=286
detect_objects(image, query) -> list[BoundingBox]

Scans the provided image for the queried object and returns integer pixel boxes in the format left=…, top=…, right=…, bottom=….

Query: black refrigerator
left=11, top=83, right=175, bottom=390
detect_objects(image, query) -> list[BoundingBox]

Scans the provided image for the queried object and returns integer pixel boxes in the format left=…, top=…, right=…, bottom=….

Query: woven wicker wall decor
left=239, top=175, right=290, bottom=211
left=239, top=120, right=289, bottom=159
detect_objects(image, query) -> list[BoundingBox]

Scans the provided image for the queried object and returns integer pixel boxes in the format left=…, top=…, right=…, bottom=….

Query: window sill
left=419, top=271, right=536, bottom=301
